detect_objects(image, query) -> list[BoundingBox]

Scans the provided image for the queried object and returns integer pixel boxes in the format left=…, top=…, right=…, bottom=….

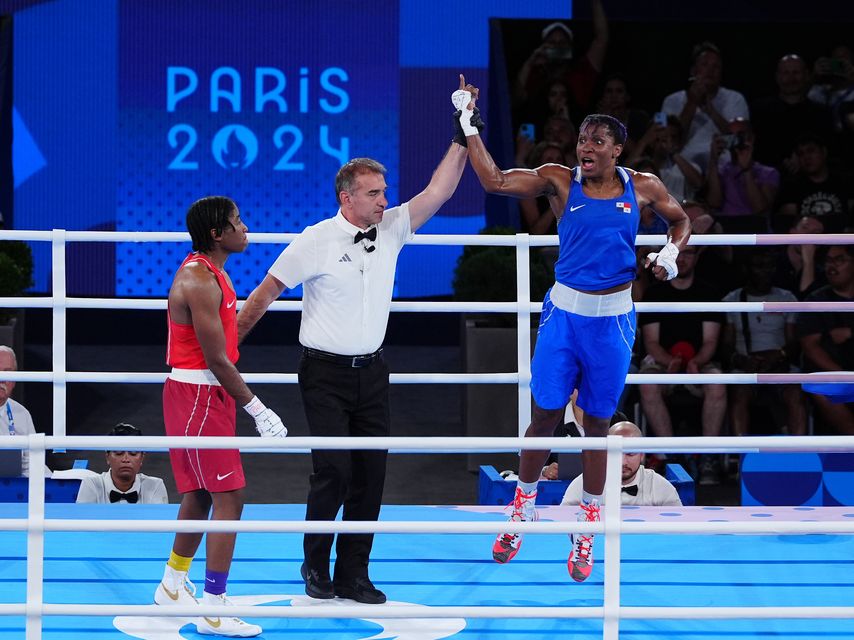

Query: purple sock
left=204, top=569, right=228, bottom=596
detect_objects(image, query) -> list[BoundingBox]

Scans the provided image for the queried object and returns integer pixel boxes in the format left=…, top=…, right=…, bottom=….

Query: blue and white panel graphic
left=116, top=0, right=399, bottom=297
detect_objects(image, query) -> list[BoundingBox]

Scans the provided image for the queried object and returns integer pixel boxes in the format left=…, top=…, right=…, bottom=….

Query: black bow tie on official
left=354, top=227, right=377, bottom=243
left=109, top=490, right=139, bottom=503
left=621, top=485, right=638, bottom=496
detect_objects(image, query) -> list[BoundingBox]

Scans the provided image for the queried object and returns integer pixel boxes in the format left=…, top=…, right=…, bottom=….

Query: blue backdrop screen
left=13, top=0, right=569, bottom=297
left=116, top=0, right=398, bottom=297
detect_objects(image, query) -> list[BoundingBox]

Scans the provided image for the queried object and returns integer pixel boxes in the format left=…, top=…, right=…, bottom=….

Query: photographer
left=706, top=118, right=779, bottom=233
left=626, top=114, right=703, bottom=204
left=722, top=249, right=807, bottom=436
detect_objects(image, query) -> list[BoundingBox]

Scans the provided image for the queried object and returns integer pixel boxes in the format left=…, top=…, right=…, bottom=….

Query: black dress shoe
left=334, top=576, right=387, bottom=604
left=300, top=562, right=334, bottom=599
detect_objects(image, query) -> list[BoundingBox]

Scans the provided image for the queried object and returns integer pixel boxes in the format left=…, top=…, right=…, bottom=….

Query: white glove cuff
left=452, top=90, right=478, bottom=136
left=660, top=242, right=679, bottom=261
left=451, top=89, right=471, bottom=111
left=651, top=241, right=679, bottom=280
left=243, top=395, right=266, bottom=418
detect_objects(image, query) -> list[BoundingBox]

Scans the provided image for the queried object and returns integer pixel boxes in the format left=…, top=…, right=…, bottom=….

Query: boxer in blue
left=454, top=76, right=691, bottom=582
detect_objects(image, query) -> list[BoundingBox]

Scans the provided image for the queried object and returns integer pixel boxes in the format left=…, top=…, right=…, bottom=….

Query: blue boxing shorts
left=531, top=283, right=636, bottom=418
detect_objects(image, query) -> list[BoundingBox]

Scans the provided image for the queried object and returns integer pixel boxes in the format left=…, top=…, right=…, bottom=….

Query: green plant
left=452, top=226, right=552, bottom=307
left=0, top=240, right=34, bottom=324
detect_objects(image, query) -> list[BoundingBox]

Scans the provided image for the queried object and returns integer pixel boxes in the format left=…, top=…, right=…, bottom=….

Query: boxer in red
left=155, top=196, right=286, bottom=637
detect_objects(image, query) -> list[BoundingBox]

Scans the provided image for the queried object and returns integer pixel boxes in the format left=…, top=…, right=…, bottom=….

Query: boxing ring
left=2, top=229, right=854, bottom=639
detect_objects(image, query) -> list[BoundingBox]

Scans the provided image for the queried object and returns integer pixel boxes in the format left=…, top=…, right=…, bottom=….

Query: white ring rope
left=2, top=603, right=854, bottom=621
left=3, top=433, right=854, bottom=453
left=3, top=602, right=854, bottom=621
left=1, top=229, right=853, bottom=245
left=3, top=370, right=854, bottom=386
left=4, top=297, right=854, bottom=313
left=1, top=517, right=852, bottom=536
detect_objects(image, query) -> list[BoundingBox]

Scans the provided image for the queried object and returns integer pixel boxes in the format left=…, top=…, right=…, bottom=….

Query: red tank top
left=166, top=253, right=239, bottom=369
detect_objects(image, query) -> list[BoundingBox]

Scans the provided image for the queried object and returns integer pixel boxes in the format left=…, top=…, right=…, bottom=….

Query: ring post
left=516, top=233, right=532, bottom=436
left=25, top=433, right=47, bottom=640
left=603, top=434, right=624, bottom=640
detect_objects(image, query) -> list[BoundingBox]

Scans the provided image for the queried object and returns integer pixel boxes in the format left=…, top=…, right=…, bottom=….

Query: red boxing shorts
left=163, top=378, right=245, bottom=494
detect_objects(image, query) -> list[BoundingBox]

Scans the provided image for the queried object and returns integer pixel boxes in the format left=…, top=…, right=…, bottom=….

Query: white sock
left=203, top=591, right=227, bottom=604
left=162, top=565, right=186, bottom=590
left=582, top=491, right=602, bottom=506
left=517, top=479, right=538, bottom=496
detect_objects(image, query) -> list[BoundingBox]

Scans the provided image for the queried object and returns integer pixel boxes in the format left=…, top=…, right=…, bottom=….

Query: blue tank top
left=554, top=166, right=640, bottom=291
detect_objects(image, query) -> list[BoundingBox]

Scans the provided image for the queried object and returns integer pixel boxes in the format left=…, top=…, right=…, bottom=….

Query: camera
left=722, top=132, right=748, bottom=151
left=543, top=46, right=573, bottom=62
left=730, top=132, right=748, bottom=150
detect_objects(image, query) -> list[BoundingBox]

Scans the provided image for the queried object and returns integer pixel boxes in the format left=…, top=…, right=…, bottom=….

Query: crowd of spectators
left=509, top=8, right=854, bottom=485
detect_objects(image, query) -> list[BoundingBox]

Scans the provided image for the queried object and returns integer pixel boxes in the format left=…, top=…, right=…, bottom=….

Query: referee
left=238, top=77, right=476, bottom=605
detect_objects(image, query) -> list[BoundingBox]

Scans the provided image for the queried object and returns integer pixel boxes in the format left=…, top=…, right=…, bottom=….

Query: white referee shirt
left=560, top=465, right=683, bottom=507
left=75, top=470, right=168, bottom=504
left=269, top=204, right=412, bottom=355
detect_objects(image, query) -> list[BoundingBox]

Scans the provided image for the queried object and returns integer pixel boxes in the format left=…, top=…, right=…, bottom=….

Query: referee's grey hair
left=335, top=158, right=387, bottom=204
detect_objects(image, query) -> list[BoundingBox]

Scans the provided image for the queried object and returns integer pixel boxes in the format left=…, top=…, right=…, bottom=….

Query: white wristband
left=243, top=395, right=266, bottom=418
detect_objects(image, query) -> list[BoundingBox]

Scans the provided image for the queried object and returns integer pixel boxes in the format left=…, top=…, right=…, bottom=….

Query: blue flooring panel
left=0, top=504, right=853, bottom=638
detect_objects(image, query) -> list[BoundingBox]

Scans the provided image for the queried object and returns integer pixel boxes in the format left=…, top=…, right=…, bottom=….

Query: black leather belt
left=303, top=346, right=383, bottom=368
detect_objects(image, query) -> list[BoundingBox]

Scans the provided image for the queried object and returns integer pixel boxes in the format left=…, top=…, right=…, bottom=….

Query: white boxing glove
left=451, top=90, right=478, bottom=137
left=243, top=396, right=288, bottom=438
left=646, top=241, right=680, bottom=280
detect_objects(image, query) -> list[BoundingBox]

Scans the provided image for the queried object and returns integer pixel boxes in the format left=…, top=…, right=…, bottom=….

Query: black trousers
left=298, top=352, right=390, bottom=582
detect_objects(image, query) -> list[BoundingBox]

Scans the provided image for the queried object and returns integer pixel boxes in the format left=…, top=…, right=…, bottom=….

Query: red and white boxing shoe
left=568, top=499, right=600, bottom=582
left=492, top=486, right=538, bottom=564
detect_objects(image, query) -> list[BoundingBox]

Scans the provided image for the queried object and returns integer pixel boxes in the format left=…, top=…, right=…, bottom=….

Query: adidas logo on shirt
left=339, top=253, right=352, bottom=263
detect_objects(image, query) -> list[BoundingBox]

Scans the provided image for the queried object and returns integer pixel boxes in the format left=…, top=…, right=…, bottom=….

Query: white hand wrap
left=243, top=395, right=288, bottom=438
left=647, top=241, right=680, bottom=280
left=451, top=90, right=478, bottom=136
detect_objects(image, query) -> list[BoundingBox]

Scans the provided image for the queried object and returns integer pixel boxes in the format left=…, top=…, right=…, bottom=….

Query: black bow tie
left=109, top=490, right=139, bottom=503
left=354, top=227, right=377, bottom=243
left=622, top=485, right=638, bottom=496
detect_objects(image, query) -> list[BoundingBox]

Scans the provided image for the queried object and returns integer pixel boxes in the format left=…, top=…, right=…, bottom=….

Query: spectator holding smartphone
left=514, top=2, right=610, bottom=117
left=627, top=114, right=702, bottom=204
left=661, top=42, right=749, bottom=173
left=706, top=118, right=779, bottom=233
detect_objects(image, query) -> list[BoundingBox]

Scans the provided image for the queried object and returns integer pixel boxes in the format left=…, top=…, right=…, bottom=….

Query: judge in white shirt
left=561, top=421, right=682, bottom=507
left=0, top=345, right=44, bottom=477
left=76, top=423, right=168, bottom=504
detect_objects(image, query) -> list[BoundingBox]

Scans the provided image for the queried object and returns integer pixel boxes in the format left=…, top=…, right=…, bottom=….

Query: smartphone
left=720, top=133, right=737, bottom=148
left=653, top=112, right=667, bottom=127
left=518, top=123, right=536, bottom=142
